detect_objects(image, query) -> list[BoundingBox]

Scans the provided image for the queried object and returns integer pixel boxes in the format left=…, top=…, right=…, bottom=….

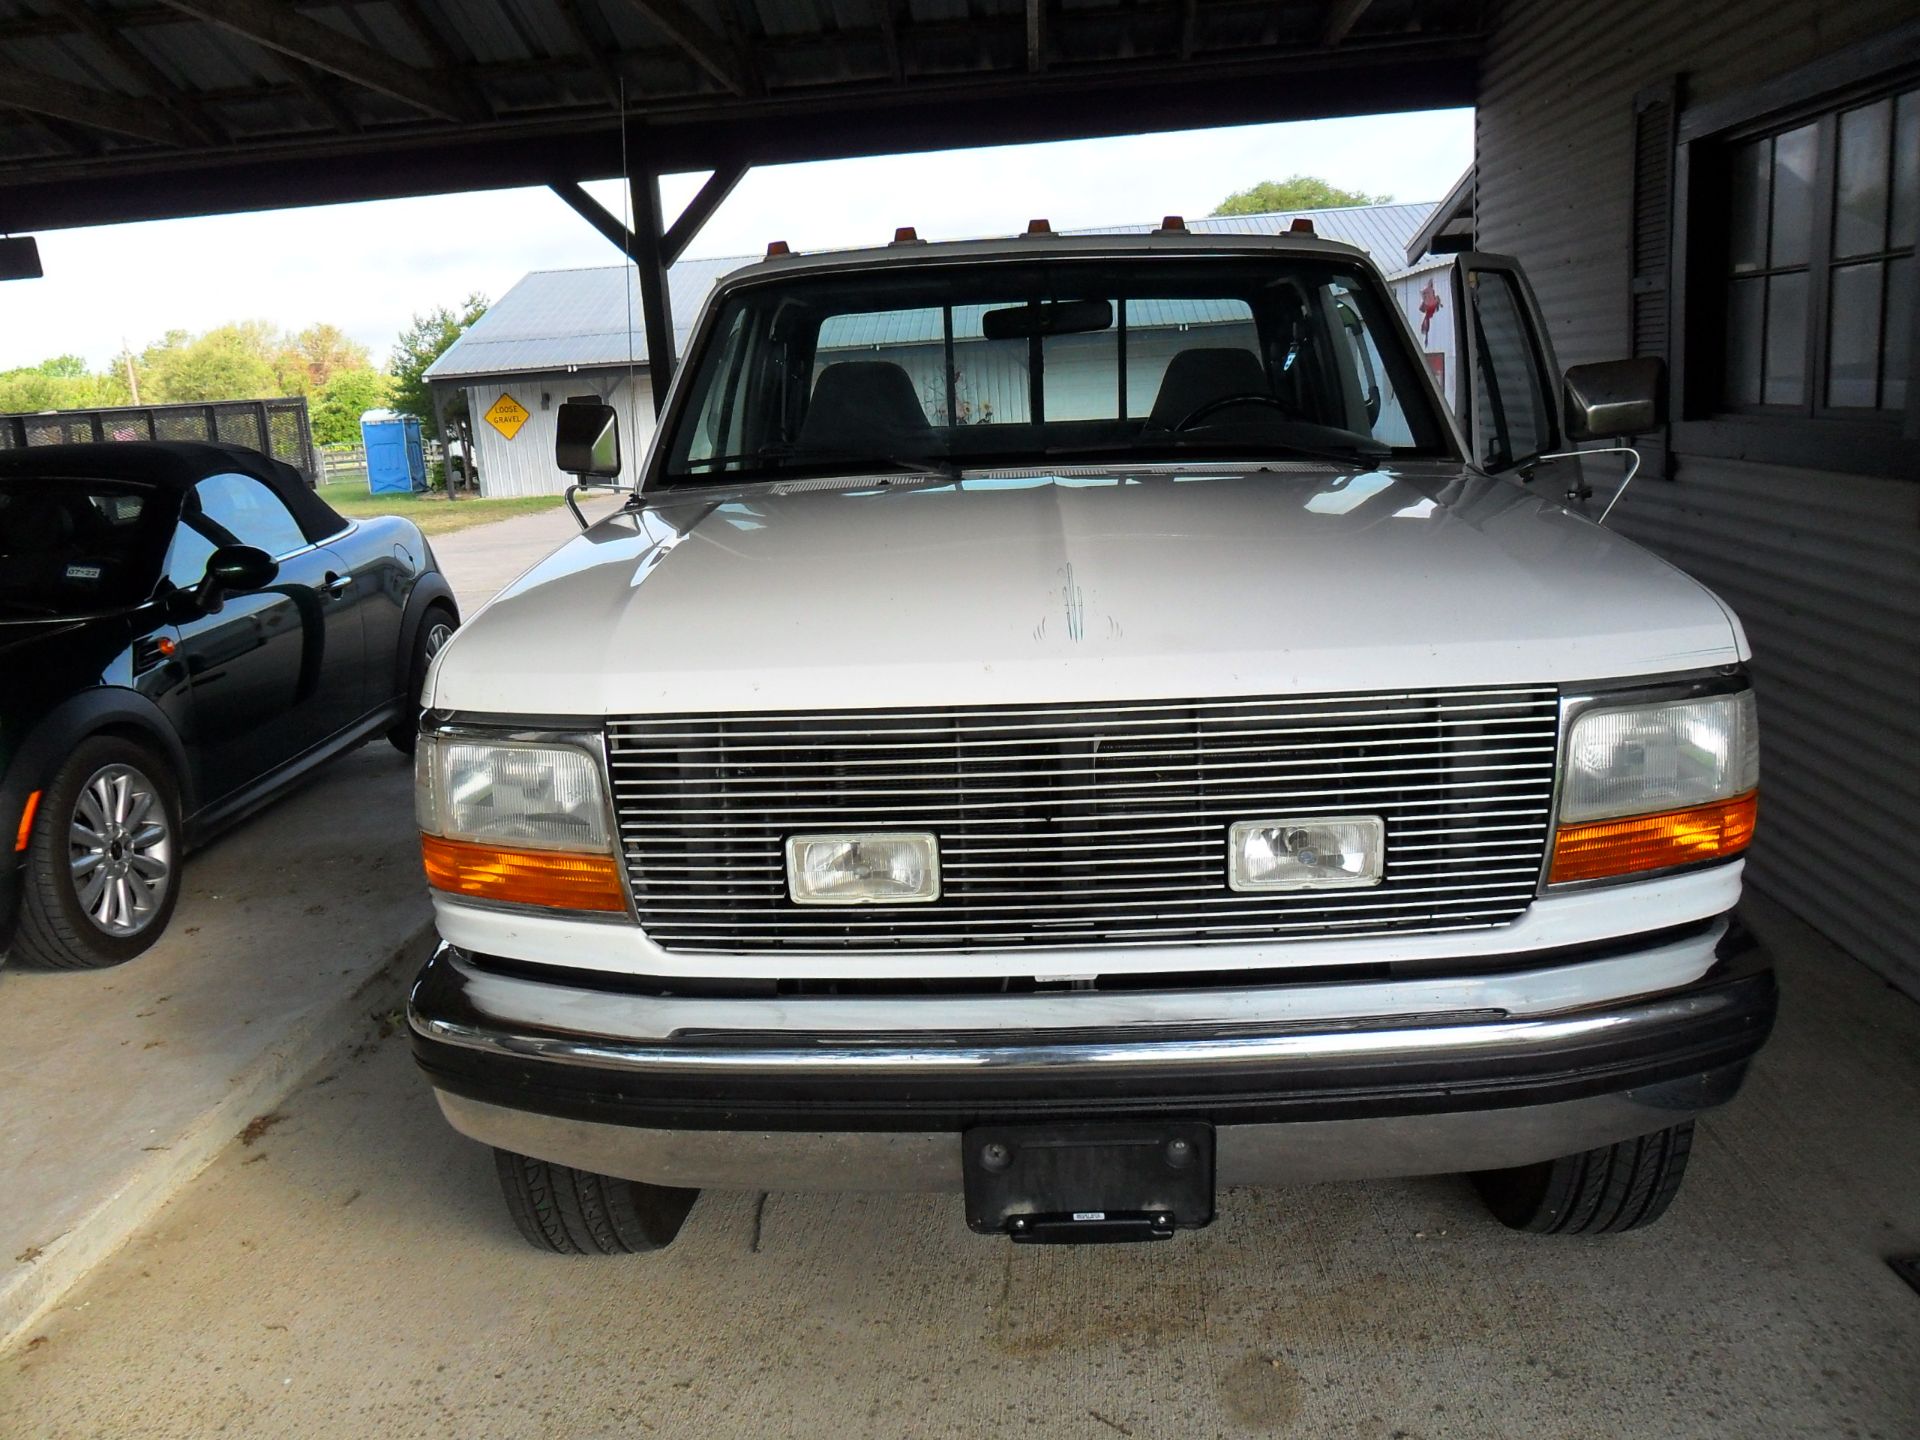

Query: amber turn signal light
left=1548, top=791, right=1758, bottom=885
left=421, top=835, right=628, bottom=912
left=14, top=789, right=40, bottom=852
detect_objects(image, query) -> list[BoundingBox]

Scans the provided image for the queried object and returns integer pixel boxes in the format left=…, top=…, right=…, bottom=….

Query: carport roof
left=0, top=1, right=1482, bottom=233
left=426, top=199, right=1440, bottom=381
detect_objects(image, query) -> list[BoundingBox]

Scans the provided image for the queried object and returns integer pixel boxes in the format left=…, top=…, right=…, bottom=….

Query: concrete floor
left=0, top=500, right=598, bottom=1348
left=5, top=893, right=1916, bottom=1439
left=0, top=744, right=427, bottom=1351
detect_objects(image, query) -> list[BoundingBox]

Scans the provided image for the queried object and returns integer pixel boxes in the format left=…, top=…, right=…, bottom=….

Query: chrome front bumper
left=408, top=922, right=1775, bottom=1192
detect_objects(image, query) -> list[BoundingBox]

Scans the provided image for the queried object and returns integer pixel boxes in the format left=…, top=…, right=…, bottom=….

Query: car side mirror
left=555, top=396, right=621, bottom=479
left=192, top=544, right=278, bottom=613
left=1563, top=357, right=1664, bottom=442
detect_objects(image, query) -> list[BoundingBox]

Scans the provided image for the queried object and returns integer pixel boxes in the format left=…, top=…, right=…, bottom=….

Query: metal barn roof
left=0, top=2, right=1483, bottom=233
left=427, top=199, right=1440, bottom=382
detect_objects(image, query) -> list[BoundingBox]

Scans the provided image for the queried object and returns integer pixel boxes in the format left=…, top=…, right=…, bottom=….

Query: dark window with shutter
left=1628, top=79, right=1680, bottom=478
left=1667, top=25, right=1920, bottom=480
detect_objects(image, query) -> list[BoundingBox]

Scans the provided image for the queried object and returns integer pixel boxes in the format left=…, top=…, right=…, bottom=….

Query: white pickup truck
left=406, top=227, right=1773, bottom=1253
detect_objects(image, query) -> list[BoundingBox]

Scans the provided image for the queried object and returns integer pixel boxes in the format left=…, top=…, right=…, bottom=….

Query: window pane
left=191, top=472, right=307, bottom=556
left=1728, top=138, right=1770, bottom=274
left=1763, top=271, right=1808, bottom=405
left=1894, top=91, right=1919, bottom=249
left=1834, top=100, right=1891, bottom=258
left=1826, top=262, right=1882, bottom=407
left=679, top=309, right=748, bottom=470
left=1769, top=123, right=1818, bottom=268
left=1123, top=298, right=1257, bottom=420
left=1724, top=278, right=1765, bottom=405
left=1469, top=271, right=1551, bottom=465
left=816, top=308, right=949, bottom=428
left=1043, top=328, right=1121, bottom=422
left=1884, top=256, right=1911, bottom=410
left=951, top=305, right=1030, bottom=425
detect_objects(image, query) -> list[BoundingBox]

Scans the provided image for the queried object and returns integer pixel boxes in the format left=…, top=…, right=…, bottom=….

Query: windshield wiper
left=672, top=445, right=960, bottom=484
left=763, top=444, right=960, bottom=480
left=1058, top=436, right=1388, bottom=472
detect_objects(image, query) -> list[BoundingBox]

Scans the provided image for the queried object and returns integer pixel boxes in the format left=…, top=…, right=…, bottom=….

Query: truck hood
left=430, top=466, right=1746, bottom=716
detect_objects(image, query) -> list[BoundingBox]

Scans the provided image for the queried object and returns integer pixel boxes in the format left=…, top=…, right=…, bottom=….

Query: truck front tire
left=492, top=1149, right=698, bottom=1254
left=1471, top=1121, right=1694, bottom=1234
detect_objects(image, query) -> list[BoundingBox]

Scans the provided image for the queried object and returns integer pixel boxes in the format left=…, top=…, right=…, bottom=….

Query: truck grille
left=608, top=686, right=1559, bottom=955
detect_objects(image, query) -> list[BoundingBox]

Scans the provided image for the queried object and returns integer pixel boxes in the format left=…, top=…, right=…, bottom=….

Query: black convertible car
left=0, top=442, right=457, bottom=970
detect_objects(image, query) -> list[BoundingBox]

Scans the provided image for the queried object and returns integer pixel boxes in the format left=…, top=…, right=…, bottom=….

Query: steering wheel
left=1172, top=392, right=1292, bottom=432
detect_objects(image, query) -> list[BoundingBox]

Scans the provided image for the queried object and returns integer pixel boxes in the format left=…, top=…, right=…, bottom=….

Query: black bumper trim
left=409, top=924, right=1777, bottom=1134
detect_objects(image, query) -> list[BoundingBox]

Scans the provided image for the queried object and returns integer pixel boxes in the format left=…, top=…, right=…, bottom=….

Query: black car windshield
left=0, top=477, right=173, bottom=615
left=658, top=255, right=1455, bottom=488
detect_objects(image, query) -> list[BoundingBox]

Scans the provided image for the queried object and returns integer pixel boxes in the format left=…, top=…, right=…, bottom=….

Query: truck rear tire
left=1471, top=1121, right=1694, bottom=1234
left=492, top=1148, right=698, bottom=1254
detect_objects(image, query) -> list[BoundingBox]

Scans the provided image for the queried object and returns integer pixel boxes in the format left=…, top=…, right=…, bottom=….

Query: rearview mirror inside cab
left=1563, top=357, right=1664, bottom=442
left=981, top=299, right=1113, bottom=340
left=555, top=397, right=621, bottom=479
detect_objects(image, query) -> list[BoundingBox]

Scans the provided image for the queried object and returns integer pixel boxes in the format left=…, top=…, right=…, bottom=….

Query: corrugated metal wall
left=464, top=373, right=656, bottom=497
left=1478, top=0, right=1920, bottom=992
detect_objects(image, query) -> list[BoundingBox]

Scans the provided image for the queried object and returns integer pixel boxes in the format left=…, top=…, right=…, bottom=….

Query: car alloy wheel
left=68, top=762, right=174, bottom=938
left=425, top=619, right=455, bottom=660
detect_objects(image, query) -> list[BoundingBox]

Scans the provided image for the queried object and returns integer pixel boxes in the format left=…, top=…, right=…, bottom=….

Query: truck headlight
left=415, top=733, right=626, bottom=912
left=1549, top=689, right=1758, bottom=885
left=1228, top=817, right=1383, bottom=892
left=786, top=833, right=940, bottom=905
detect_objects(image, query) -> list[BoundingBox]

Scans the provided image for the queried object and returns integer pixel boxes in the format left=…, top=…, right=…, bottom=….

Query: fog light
left=786, top=832, right=940, bottom=905
left=1229, top=817, right=1384, bottom=892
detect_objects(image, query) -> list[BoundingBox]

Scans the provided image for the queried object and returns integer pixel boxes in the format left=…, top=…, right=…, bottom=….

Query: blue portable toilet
left=360, top=410, right=426, bottom=494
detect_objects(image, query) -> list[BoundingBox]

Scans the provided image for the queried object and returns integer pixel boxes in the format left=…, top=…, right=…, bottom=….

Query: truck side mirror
left=555, top=397, right=621, bottom=479
left=1563, top=357, right=1664, bottom=442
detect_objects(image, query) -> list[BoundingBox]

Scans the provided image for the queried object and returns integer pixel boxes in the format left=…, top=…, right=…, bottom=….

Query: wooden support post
left=629, top=168, right=677, bottom=415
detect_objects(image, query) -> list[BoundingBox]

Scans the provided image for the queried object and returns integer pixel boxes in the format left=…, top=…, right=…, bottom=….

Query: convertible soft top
left=0, top=441, right=345, bottom=544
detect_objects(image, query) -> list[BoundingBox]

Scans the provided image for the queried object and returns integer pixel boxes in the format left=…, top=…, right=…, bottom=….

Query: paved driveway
left=431, top=492, right=624, bottom=611
left=5, top=895, right=1916, bottom=1439
left=0, top=497, right=609, bottom=1352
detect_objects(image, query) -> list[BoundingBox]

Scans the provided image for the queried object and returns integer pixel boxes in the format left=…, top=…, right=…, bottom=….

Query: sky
left=0, top=108, right=1472, bottom=373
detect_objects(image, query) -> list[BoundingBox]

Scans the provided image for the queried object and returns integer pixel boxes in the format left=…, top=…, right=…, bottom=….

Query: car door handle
left=321, top=571, right=351, bottom=597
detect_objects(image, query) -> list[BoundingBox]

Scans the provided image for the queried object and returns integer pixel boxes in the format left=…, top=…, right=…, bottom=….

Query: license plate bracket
left=961, top=1121, right=1215, bottom=1242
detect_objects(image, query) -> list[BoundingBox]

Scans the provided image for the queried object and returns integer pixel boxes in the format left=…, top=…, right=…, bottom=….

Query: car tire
left=1470, top=1121, right=1695, bottom=1235
left=14, top=734, right=184, bottom=971
left=492, top=1148, right=699, bottom=1254
left=388, top=604, right=457, bottom=756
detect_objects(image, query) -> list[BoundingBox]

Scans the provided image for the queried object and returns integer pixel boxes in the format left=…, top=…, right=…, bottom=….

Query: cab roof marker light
left=765, top=240, right=791, bottom=256
left=1023, top=218, right=1052, bottom=236
left=891, top=226, right=922, bottom=245
left=1289, top=217, right=1316, bottom=235
left=1155, top=215, right=1188, bottom=233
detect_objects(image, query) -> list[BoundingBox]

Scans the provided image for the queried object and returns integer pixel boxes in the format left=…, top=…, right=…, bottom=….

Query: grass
left=316, top=479, right=566, bottom=537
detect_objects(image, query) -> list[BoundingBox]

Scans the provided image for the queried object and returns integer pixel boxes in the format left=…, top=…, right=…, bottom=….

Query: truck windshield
left=658, top=255, right=1454, bottom=486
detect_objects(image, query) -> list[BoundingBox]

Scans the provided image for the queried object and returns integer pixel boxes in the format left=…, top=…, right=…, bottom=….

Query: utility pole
left=123, top=341, right=140, bottom=405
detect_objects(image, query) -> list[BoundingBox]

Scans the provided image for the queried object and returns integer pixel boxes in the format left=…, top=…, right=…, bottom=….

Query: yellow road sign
left=484, top=392, right=530, bottom=440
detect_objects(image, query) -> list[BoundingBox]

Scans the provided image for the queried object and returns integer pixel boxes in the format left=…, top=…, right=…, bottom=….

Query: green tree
left=389, top=294, right=488, bottom=425
left=0, top=358, right=130, bottom=412
left=310, top=368, right=393, bottom=447
left=290, top=323, right=372, bottom=392
left=1210, top=175, right=1393, bottom=216
left=144, top=324, right=279, bottom=402
left=0, top=369, right=65, bottom=412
